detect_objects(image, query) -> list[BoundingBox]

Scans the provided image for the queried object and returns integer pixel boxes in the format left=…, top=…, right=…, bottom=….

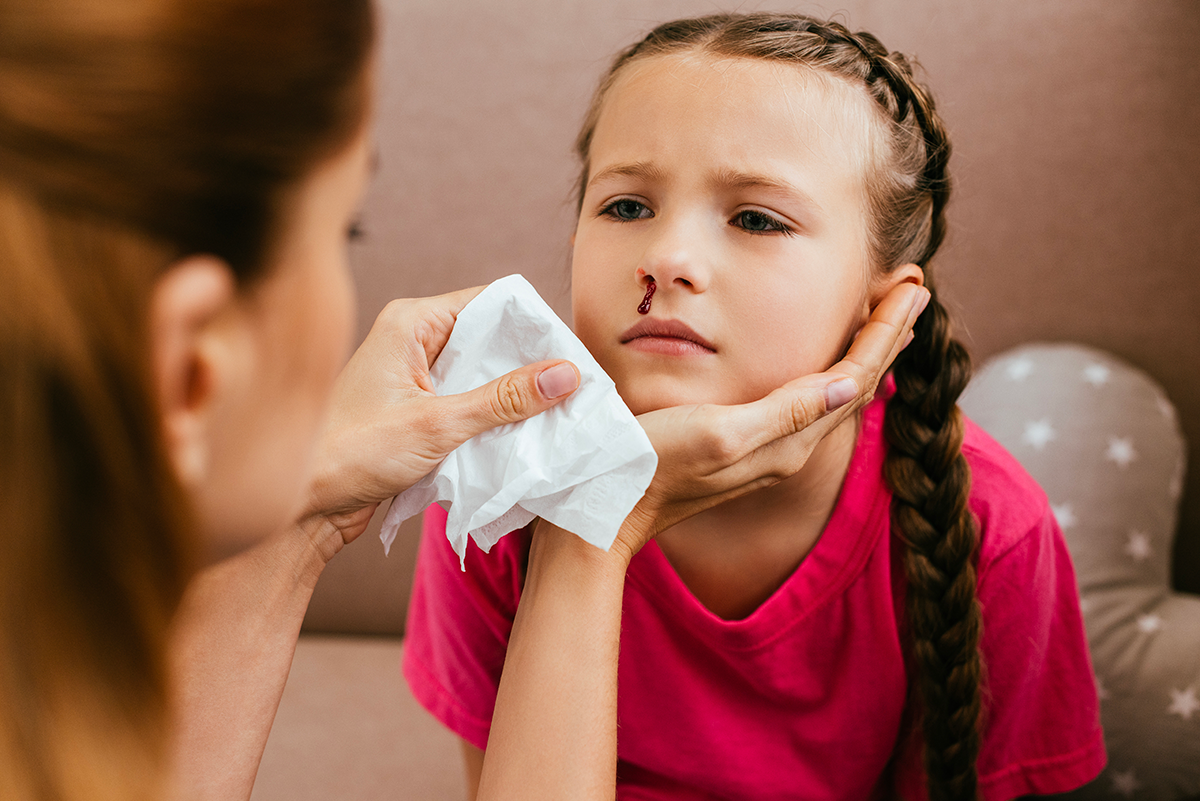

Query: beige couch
left=251, top=636, right=463, bottom=800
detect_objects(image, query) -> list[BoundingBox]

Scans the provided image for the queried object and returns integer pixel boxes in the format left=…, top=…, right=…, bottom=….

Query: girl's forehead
left=592, top=51, right=878, bottom=179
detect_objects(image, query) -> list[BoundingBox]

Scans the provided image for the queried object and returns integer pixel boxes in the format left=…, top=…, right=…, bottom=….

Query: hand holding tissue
left=380, top=275, right=658, bottom=568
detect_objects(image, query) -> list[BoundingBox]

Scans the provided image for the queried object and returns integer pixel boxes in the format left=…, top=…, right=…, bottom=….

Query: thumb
left=438, top=360, right=580, bottom=445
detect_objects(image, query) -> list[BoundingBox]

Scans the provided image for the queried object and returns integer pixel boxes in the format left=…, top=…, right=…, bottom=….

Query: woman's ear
left=149, top=255, right=238, bottom=488
left=870, top=263, right=925, bottom=309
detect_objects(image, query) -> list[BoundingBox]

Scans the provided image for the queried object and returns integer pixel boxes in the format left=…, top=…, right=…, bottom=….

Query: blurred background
left=307, top=0, right=1200, bottom=635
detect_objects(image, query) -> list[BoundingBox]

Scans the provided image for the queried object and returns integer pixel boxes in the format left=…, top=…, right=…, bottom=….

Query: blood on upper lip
left=637, top=280, right=656, bottom=314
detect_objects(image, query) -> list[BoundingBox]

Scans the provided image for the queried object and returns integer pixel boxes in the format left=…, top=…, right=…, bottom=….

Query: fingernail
left=537, top=363, right=578, bottom=399
left=901, top=331, right=915, bottom=350
left=824, top=378, right=858, bottom=411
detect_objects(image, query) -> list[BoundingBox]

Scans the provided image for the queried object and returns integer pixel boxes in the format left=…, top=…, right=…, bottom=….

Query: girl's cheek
left=571, top=307, right=605, bottom=356
left=570, top=262, right=613, bottom=337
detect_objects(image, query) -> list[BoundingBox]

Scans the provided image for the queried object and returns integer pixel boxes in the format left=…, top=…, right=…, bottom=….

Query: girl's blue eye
left=733, top=210, right=790, bottom=235
left=602, top=198, right=653, bottom=221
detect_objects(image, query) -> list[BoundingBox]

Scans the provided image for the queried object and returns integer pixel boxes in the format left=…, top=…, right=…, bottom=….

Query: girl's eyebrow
left=587, top=161, right=668, bottom=189
left=587, top=162, right=823, bottom=216
left=711, top=169, right=824, bottom=214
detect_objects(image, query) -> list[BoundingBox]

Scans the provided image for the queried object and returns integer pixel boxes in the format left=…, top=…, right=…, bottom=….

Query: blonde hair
left=575, top=14, right=982, bottom=799
left=0, top=1, right=373, bottom=798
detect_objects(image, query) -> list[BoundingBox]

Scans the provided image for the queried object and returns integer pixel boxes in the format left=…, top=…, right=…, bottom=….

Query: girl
left=404, top=12, right=1105, bottom=801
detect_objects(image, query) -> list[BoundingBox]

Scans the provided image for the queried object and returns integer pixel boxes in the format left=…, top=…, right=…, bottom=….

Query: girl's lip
left=619, top=318, right=717, bottom=353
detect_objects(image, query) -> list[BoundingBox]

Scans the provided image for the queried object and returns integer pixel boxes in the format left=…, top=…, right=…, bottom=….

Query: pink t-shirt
left=403, top=390, right=1105, bottom=800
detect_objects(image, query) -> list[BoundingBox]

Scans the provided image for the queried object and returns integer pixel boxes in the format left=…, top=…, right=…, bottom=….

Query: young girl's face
left=572, top=53, right=893, bottom=415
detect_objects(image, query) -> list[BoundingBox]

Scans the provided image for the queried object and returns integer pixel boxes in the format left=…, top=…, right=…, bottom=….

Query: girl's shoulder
left=868, top=386, right=1051, bottom=560
left=958, top=412, right=1059, bottom=569
left=864, top=389, right=1056, bottom=573
left=416, top=503, right=532, bottom=611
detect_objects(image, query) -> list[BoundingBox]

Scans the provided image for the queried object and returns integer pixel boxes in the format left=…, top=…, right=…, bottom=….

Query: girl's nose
left=635, top=227, right=711, bottom=294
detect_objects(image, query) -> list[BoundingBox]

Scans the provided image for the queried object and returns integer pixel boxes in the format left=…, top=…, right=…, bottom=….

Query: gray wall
left=304, top=0, right=1200, bottom=634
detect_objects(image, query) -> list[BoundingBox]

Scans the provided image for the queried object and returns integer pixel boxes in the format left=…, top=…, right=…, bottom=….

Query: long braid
left=811, top=24, right=985, bottom=799
left=854, top=40, right=984, bottom=801
left=887, top=293, right=981, bottom=800
left=575, top=14, right=983, bottom=798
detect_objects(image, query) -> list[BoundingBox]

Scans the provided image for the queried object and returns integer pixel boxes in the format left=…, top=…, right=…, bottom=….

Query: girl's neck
left=654, top=411, right=862, bottom=620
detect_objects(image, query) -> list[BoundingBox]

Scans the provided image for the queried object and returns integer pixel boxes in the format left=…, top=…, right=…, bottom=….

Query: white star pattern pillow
left=960, top=343, right=1199, bottom=799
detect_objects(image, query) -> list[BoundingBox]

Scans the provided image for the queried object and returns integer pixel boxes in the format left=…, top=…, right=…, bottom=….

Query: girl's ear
left=149, top=255, right=240, bottom=488
left=869, top=263, right=925, bottom=310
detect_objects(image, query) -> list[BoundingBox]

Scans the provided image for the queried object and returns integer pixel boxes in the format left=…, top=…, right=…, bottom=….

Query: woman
left=0, top=1, right=923, bottom=799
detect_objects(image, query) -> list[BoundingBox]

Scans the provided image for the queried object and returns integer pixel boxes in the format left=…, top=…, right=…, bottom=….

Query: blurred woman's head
left=0, top=0, right=374, bottom=797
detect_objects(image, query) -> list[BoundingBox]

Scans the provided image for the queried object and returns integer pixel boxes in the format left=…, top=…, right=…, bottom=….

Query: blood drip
left=637, top=281, right=656, bottom=314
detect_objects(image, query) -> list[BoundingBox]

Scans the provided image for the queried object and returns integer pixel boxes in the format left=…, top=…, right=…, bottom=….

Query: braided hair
left=574, top=14, right=982, bottom=800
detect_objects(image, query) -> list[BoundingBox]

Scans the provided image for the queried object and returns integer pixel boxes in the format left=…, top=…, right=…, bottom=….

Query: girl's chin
left=615, top=383, right=739, bottom=416
left=613, top=370, right=822, bottom=415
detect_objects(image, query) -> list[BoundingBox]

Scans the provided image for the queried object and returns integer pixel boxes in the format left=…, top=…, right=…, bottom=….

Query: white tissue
left=380, top=274, right=657, bottom=568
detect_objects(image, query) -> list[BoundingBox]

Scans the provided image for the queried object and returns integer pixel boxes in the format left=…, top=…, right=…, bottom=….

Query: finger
left=678, top=378, right=839, bottom=466
left=428, top=359, right=581, bottom=450
left=884, top=284, right=928, bottom=365
left=706, top=292, right=914, bottom=459
left=407, top=285, right=488, bottom=366
left=429, top=283, right=487, bottom=316
left=369, top=286, right=490, bottom=372
left=830, top=283, right=928, bottom=393
left=771, top=286, right=924, bottom=442
left=711, top=376, right=867, bottom=493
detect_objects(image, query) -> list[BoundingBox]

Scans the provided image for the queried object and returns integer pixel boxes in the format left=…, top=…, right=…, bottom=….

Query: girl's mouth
left=619, top=318, right=717, bottom=355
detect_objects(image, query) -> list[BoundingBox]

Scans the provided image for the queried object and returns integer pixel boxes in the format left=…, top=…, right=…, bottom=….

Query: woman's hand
left=300, top=286, right=580, bottom=549
left=612, top=282, right=929, bottom=561
left=170, top=284, right=580, bottom=801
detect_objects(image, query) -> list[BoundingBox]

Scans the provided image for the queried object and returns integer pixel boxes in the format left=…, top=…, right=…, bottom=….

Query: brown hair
left=574, top=14, right=983, bottom=799
left=0, top=1, right=373, bottom=798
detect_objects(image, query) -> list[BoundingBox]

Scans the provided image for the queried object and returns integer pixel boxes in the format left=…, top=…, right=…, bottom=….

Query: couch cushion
left=961, top=342, right=1200, bottom=799
left=251, top=635, right=466, bottom=801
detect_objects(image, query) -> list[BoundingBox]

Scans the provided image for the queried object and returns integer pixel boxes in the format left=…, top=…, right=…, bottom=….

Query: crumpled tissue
left=380, top=274, right=657, bottom=568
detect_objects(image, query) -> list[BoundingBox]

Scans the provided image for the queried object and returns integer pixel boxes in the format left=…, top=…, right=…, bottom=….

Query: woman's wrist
left=279, top=510, right=347, bottom=592
left=168, top=511, right=335, bottom=801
